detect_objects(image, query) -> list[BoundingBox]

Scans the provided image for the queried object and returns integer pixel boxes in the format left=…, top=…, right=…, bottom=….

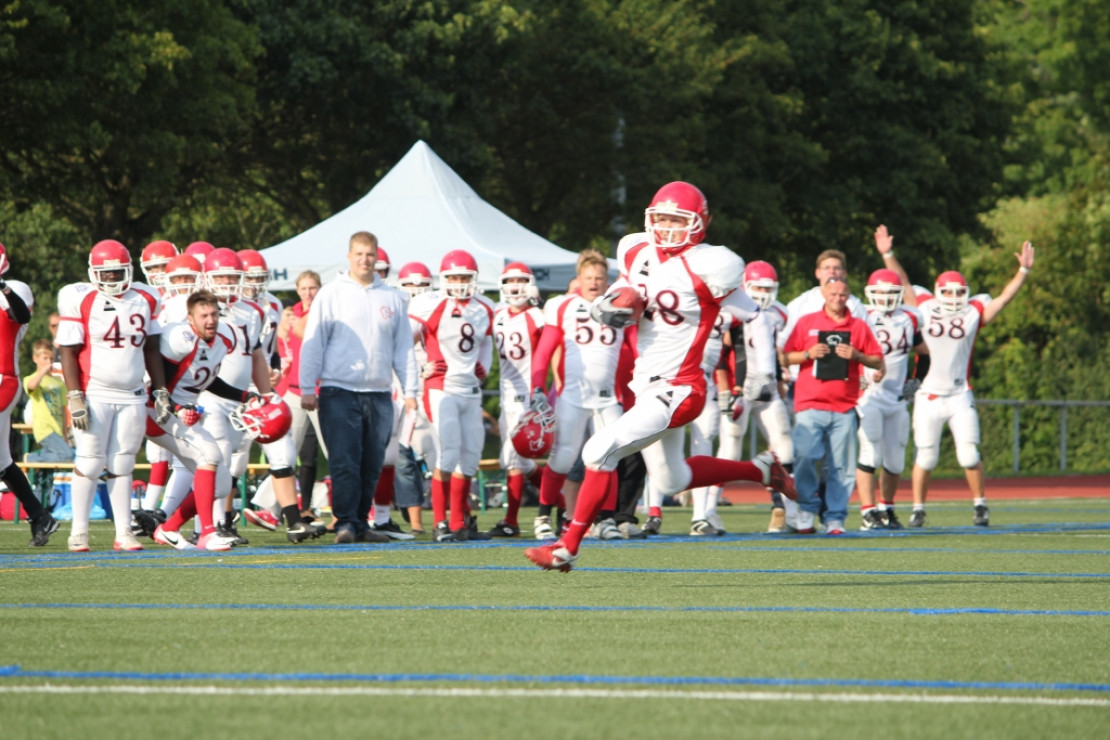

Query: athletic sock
left=686, top=456, right=762, bottom=489
left=504, top=472, right=523, bottom=527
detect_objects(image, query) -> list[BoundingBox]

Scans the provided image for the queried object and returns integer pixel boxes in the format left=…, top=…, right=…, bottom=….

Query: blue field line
left=3, top=602, right=1109, bottom=618
left=7, top=559, right=1107, bottom=578
left=0, top=664, right=1105, bottom=694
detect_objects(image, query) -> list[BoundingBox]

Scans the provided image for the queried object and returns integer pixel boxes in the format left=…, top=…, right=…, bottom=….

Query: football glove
left=152, top=388, right=172, bottom=425
left=421, top=360, right=447, bottom=379
left=589, top=294, right=636, bottom=329
left=68, top=391, right=89, bottom=431
left=175, top=404, right=202, bottom=426
left=902, top=378, right=922, bottom=398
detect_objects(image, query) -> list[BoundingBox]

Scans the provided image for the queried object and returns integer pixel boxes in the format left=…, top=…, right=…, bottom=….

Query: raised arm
left=982, top=241, right=1035, bottom=325
left=874, top=224, right=917, bottom=307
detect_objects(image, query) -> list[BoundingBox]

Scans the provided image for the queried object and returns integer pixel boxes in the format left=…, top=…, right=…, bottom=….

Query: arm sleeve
left=530, top=324, right=563, bottom=391
left=3, top=287, right=30, bottom=324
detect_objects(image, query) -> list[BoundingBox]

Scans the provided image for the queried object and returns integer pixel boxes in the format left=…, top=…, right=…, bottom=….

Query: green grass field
left=2, top=498, right=1108, bottom=739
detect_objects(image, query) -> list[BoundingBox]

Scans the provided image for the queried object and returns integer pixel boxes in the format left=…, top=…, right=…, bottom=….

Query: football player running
left=908, top=241, right=1035, bottom=527
left=525, top=182, right=794, bottom=572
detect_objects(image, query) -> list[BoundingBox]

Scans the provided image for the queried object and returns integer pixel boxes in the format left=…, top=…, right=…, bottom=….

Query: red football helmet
left=184, top=241, right=215, bottom=265
left=375, top=247, right=391, bottom=278
left=743, top=260, right=779, bottom=309
left=935, top=270, right=969, bottom=314
left=398, top=261, right=434, bottom=297
left=203, top=248, right=244, bottom=302
left=439, top=249, right=479, bottom=299
left=500, top=262, right=537, bottom=307
left=230, top=395, right=293, bottom=444
left=865, top=268, right=905, bottom=312
left=644, top=181, right=709, bottom=253
left=140, top=240, right=178, bottom=287
left=88, top=240, right=133, bottom=296
left=238, top=249, right=269, bottom=299
left=163, top=254, right=204, bottom=297
left=511, top=407, right=556, bottom=459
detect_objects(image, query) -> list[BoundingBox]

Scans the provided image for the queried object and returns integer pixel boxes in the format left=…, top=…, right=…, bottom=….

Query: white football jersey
left=209, top=298, right=266, bottom=390
left=159, top=320, right=235, bottom=406
left=257, top=291, right=282, bottom=360
left=541, top=292, right=622, bottom=409
left=409, top=292, right=495, bottom=397
left=917, top=294, right=990, bottom=396
left=493, top=304, right=544, bottom=402
left=862, top=305, right=923, bottom=400
left=741, top=300, right=786, bottom=378
left=56, top=282, right=162, bottom=402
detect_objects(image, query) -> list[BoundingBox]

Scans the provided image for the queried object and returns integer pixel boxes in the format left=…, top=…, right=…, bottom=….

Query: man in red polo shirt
left=781, top=277, right=883, bottom=534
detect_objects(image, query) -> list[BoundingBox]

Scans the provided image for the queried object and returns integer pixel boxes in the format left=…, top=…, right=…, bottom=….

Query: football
left=608, top=286, right=646, bottom=322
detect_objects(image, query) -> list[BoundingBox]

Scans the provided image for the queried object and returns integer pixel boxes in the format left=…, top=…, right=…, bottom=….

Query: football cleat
left=217, top=522, right=249, bottom=546
left=370, top=519, right=416, bottom=540
left=153, top=525, right=198, bottom=550
left=705, top=513, right=727, bottom=534
left=908, top=509, right=927, bottom=528
left=689, top=519, right=721, bottom=537
left=826, top=519, right=846, bottom=536
left=973, top=504, right=990, bottom=527
left=434, top=520, right=462, bottom=543
left=131, top=509, right=160, bottom=538
left=860, top=509, right=886, bottom=531
left=286, top=521, right=326, bottom=543
left=590, top=518, right=622, bottom=541
left=487, top=520, right=521, bottom=538
left=197, top=531, right=237, bottom=552
left=465, top=516, right=492, bottom=541
left=67, top=531, right=91, bottom=553
left=533, top=515, right=557, bottom=540
left=753, top=451, right=796, bottom=500
left=617, top=521, right=646, bottom=539
left=113, top=532, right=144, bottom=552
left=642, top=515, right=662, bottom=536
left=525, top=542, right=577, bottom=572
left=243, top=508, right=279, bottom=531
left=29, top=513, right=60, bottom=547
left=881, top=508, right=903, bottom=530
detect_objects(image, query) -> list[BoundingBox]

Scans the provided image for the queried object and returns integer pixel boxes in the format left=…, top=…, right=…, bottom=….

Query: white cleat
left=153, top=525, right=198, bottom=551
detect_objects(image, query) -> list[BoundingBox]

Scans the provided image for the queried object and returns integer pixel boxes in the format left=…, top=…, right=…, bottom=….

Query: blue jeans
left=792, top=408, right=858, bottom=524
left=317, top=387, right=393, bottom=531
left=393, top=444, right=425, bottom=509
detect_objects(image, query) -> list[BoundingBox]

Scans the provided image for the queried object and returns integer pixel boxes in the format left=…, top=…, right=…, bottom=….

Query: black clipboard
left=814, top=331, right=851, bottom=380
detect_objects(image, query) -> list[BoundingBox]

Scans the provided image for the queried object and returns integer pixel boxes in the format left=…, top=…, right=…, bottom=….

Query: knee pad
left=546, top=445, right=576, bottom=475
left=914, top=445, right=939, bottom=471
left=270, top=466, right=294, bottom=479
left=956, top=442, right=980, bottom=469
left=74, top=454, right=107, bottom=480
left=106, top=454, right=136, bottom=477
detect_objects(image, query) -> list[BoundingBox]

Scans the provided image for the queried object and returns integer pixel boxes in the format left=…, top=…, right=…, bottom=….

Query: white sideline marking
left=0, top=684, right=1106, bottom=707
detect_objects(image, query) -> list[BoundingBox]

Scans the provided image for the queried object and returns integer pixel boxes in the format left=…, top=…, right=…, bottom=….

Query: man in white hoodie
left=299, top=231, right=419, bottom=544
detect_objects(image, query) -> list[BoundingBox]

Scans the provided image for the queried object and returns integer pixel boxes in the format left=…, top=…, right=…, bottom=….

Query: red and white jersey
left=742, top=300, right=786, bottom=378
left=700, top=311, right=733, bottom=376
left=159, top=320, right=236, bottom=406
left=542, top=292, right=622, bottom=408
left=862, top=305, right=923, bottom=400
left=622, top=242, right=758, bottom=396
left=212, top=298, right=266, bottom=390
left=0, top=281, right=33, bottom=377
left=56, top=282, right=162, bottom=402
left=157, top=293, right=189, bottom=325
left=493, top=304, right=544, bottom=401
left=408, top=292, right=495, bottom=396
left=916, top=293, right=990, bottom=396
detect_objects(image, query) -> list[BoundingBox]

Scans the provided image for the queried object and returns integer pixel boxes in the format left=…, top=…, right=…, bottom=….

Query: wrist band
left=1019, top=266, right=1030, bottom=274
left=882, top=250, right=894, bottom=258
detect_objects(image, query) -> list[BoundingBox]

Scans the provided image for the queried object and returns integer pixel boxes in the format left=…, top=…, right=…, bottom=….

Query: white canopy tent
left=259, top=140, right=582, bottom=293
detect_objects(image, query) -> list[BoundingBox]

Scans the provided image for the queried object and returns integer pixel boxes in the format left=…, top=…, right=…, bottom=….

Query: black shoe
left=218, top=522, right=249, bottom=546
left=334, top=524, right=357, bottom=544
left=132, top=509, right=159, bottom=538
left=908, top=509, right=926, bottom=528
left=369, top=519, right=416, bottom=540
left=465, top=515, right=491, bottom=541
left=356, top=528, right=392, bottom=543
left=642, top=516, right=662, bottom=536
left=881, top=508, right=903, bottom=530
left=286, top=521, right=326, bottom=543
left=860, top=509, right=886, bottom=531
left=29, top=512, right=59, bottom=547
left=187, top=530, right=200, bottom=545
left=487, top=519, right=520, bottom=538
left=435, top=520, right=464, bottom=543
left=973, top=504, right=990, bottom=527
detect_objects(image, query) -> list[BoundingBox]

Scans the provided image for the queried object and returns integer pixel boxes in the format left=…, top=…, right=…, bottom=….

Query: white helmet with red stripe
left=398, top=262, right=433, bottom=297
left=865, top=268, right=905, bottom=312
left=935, top=270, right=969, bottom=314
left=439, top=250, right=479, bottom=299
left=88, top=240, right=133, bottom=296
left=500, top=262, right=538, bottom=307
